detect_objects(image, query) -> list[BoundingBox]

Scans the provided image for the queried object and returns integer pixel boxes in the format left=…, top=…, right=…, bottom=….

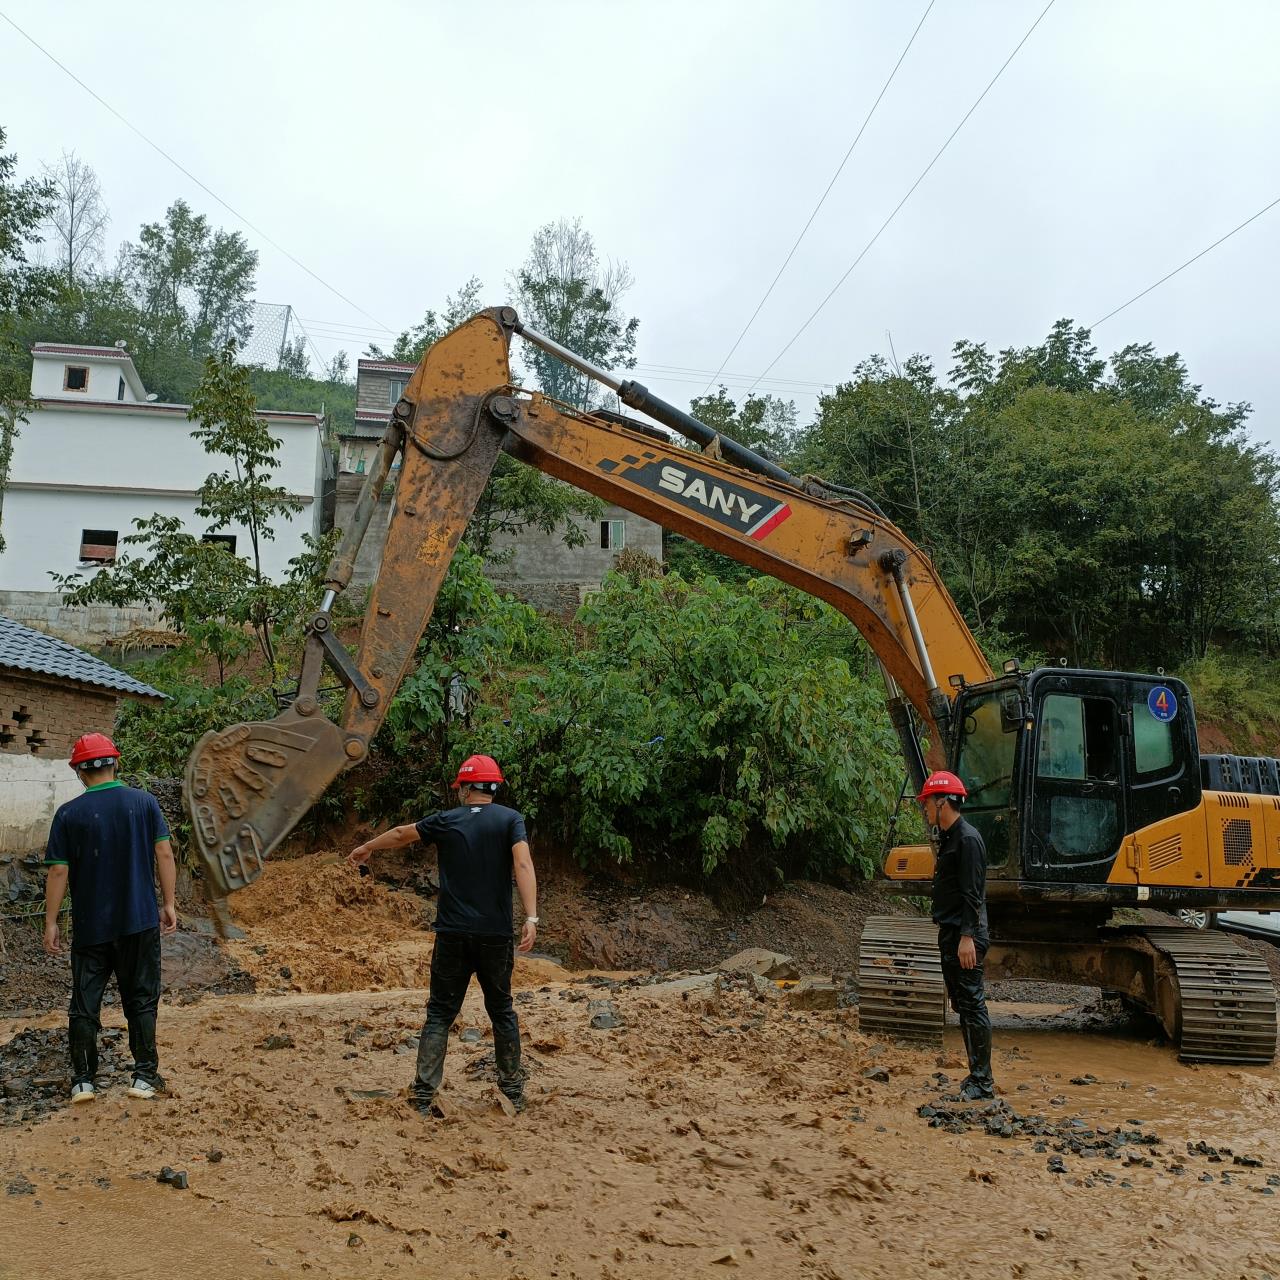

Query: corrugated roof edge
left=0, top=616, right=167, bottom=702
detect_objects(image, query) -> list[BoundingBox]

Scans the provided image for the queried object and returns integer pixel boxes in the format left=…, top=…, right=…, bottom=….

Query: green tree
left=512, top=218, right=638, bottom=410
left=189, top=343, right=305, bottom=669
left=38, top=151, right=108, bottom=286
left=276, top=334, right=310, bottom=378
left=118, top=199, right=258, bottom=399
left=365, top=276, right=483, bottom=364
left=475, top=572, right=899, bottom=887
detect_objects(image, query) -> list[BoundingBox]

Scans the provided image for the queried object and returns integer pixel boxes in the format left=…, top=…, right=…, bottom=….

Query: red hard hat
left=454, top=753, right=504, bottom=786
left=917, top=770, right=967, bottom=802
left=69, top=732, right=121, bottom=769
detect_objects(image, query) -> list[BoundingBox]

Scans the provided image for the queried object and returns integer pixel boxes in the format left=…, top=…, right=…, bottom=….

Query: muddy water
left=2, top=976, right=1278, bottom=1280
left=4, top=859, right=1277, bottom=1279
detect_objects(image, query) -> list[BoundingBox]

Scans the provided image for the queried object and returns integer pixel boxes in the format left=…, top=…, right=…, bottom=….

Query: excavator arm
left=184, top=308, right=991, bottom=926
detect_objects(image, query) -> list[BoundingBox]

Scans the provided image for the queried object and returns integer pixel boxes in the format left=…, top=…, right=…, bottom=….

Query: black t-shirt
left=415, top=802, right=527, bottom=937
left=930, top=814, right=989, bottom=939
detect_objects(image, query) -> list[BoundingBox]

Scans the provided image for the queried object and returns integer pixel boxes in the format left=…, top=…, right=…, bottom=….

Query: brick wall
left=0, top=672, right=120, bottom=758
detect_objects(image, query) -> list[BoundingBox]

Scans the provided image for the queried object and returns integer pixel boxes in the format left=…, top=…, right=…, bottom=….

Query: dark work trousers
left=68, top=927, right=162, bottom=1087
left=413, top=932, right=522, bottom=1105
left=937, top=925, right=994, bottom=1092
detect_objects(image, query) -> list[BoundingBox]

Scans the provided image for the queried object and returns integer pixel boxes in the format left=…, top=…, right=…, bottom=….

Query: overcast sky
left=4, top=1, right=1278, bottom=445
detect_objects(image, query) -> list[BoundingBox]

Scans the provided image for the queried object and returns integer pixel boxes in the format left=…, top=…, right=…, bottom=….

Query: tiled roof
left=32, top=343, right=133, bottom=361
left=357, top=359, right=416, bottom=373
left=0, top=616, right=166, bottom=701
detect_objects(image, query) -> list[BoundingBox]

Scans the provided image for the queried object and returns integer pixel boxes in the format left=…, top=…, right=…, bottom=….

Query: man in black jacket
left=349, top=754, right=537, bottom=1115
left=919, top=770, right=995, bottom=1100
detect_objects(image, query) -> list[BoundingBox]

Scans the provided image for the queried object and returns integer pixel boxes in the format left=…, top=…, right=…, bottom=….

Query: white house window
left=79, top=529, right=118, bottom=563
left=64, top=365, right=89, bottom=392
left=600, top=519, right=626, bottom=550
left=117, top=376, right=125, bottom=401
left=202, top=533, right=238, bottom=555
left=387, top=378, right=407, bottom=405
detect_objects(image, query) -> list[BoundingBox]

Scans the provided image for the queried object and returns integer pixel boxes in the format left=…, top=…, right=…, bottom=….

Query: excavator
left=182, top=308, right=1280, bottom=1065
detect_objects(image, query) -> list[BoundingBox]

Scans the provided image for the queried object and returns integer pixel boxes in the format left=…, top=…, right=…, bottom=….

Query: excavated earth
left=2, top=854, right=1280, bottom=1279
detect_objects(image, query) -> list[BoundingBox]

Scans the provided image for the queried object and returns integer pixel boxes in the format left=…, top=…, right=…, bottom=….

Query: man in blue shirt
left=350, top=753, right=538, bottom=1114
left=43, top=733, right=177, bottom=1104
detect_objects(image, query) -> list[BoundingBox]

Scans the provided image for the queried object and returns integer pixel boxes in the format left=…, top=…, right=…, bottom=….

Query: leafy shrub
left=471, top=572, right=902, bottom=886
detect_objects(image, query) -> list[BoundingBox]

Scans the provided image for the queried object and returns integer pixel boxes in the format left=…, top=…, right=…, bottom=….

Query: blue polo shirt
left=44, top=782, right=170, bottom=949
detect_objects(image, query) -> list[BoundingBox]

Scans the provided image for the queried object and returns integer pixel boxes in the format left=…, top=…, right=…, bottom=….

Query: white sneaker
left=126, top=1077, right=158, bottom=1100
left=70, top=1082, right=96, bottom=1104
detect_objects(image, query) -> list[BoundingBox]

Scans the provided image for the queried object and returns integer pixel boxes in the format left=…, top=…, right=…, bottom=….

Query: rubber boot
left=411, top=1027, right=449, bottom=1112
left=958, top=1021, right=995, bottom=1100
left=494, top=1033, right=525, bottom=1113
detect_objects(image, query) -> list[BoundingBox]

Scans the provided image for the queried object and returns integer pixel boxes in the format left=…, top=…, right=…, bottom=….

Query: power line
left=0, top=8, right=394, bottom=333
left=747, top=0, right=1058, bottom=395
left=291, top=315, right=332, bottom=379
left=702, top=0, right=937, bottom=395
left=1091, top=194, right=1280, bottom=329
left=296, top=316, right=838, bottom=391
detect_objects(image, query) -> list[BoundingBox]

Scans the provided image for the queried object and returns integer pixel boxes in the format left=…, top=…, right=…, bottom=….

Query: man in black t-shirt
left=350, top=753, right=538, bottom=1113
left=43, top=733, right=178, bottom=1104
left=919, top=769, right=995, bottom=1101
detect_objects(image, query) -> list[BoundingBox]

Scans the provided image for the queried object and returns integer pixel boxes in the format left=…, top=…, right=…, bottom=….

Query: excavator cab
left=950, top=669, right=1200, bottom=889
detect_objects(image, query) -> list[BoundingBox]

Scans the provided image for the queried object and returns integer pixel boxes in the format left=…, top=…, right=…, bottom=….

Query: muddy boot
left=958, top=1021, right=994, bottom=1100
left=411, top=1027, right=449, bottom=1113
left=494, top=1033, right=525, bottom=1113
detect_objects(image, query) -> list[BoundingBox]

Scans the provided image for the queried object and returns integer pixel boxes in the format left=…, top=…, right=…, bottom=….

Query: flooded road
left=3, top=980, right=1278, bottom=1280
left=3, top=861, right=1278, bottom=1279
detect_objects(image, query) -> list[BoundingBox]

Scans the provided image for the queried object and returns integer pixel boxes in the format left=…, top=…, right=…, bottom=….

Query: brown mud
left=2, top=856, right=1279, bottom=1278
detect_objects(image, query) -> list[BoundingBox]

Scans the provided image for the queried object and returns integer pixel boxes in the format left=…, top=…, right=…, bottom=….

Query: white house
left=0, top=343, right=327, bottom=644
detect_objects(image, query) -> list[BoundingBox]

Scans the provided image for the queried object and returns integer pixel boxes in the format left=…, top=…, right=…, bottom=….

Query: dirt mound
left=224, top=857, right=568, bottom=995
left=536, top=871, right=913, bottom=974
left=227, top=857, right=433, bottom=994
left=231, top=858, right=423, bottom=929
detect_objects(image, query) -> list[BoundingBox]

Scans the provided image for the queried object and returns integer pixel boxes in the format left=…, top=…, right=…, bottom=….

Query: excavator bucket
left=183, top=708, right=351, bottom=934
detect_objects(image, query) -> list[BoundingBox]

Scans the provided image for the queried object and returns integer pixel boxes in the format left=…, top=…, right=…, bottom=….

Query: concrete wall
left=356, top=362, right=414, bottom=415
left=0, top=593, right=167, bottom=647
left=0, top=754, right=81, bottom=854
left=30, top=351, right=141, bottom=402
left=0, top=398, right=323, bottom=593
left=332, top=475, right=664, bottom=607
left=488, top=507, right=665, bottom=591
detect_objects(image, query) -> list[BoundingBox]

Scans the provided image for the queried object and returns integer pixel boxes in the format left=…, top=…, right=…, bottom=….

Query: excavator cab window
left=1027, top=687, right=1123, bottom=879
left=953, top=686, right=1020, bottom=868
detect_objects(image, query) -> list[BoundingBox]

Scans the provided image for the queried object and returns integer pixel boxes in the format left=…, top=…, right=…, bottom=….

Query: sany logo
left=596, top=454, right=792, bottom=541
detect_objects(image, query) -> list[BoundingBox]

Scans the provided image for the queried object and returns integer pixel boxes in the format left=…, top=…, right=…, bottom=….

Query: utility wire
left=747, top=0, right=1058, bottom=394
left=0, top=9, right=394, bottom=333
left=702, top=0, right=937, bottom=395
left=298, top=315, right=837, bottom=390
left=1091, top=194, right=1280, bottom=328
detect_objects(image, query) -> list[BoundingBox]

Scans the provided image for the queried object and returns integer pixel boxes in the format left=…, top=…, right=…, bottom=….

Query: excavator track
left=1142, top=927, right=1278, bottom=1064
left=856, top=917, right=945, bottom=1047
